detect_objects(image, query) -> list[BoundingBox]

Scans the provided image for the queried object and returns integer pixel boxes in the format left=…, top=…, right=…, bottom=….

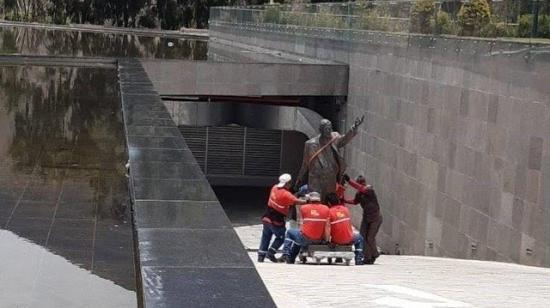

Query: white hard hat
left=306, top=192, right=321, bottom=202
left=276, top=173, right=292, bottom=188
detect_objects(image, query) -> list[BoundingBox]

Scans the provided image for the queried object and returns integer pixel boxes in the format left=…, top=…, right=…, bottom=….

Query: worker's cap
left=298, top=184, right=309, bottom=195
left=306, top=192, right=321, bottom=202
left=276, top=173, right=292, bottom=188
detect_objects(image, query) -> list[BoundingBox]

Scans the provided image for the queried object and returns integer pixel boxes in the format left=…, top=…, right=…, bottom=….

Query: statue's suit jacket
left=297, top=130, right=356, bottom=197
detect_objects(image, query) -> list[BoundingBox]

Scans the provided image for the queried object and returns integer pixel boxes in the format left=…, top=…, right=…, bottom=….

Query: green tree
left=458, top=0, right=491, bottom=36
left=410, top=0, right=435, bottom=34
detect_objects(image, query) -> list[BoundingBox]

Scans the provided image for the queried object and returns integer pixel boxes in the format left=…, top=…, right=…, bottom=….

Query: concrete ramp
left=141, top=60, right=348, bottom=96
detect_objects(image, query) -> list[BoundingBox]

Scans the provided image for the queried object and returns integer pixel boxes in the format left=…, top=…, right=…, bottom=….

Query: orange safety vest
left=329, top=205, right=354, bottom=245
left=267, top=185, right=297, bottom=217
left=300, top=203, right=330, bottom=241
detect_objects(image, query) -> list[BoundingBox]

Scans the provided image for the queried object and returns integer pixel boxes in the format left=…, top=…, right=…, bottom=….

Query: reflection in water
left=0, top=229, right=136, bottom=307
left=0, top=65, right=136, bottom=305
left=0, top=25, right=207, bottom=59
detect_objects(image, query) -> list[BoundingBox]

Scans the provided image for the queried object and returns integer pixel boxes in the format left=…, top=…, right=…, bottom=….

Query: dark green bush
left=280, top=11, right=302, bottom=26
left=435, top=11, right=459, bottom=35
left=263, top=5, right=281, bottom=24
left=318, top=7, right=346, bottom=29
left=479, top=22, right=516, bottom=37
left=518, top=14, right=550, bottom=38
left=458, top=0, right=491, bottom=36
left=517, top=14, right=532, bottom=37
left=411, top=0, right=435, bottom=34
left=359, top=9, right=390, bottom=31
left=540, top=15, right=550, bottom=38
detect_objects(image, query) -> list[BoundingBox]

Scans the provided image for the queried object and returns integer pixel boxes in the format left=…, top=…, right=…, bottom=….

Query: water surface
left=0, top=25, right=207, bottom=59
left=0, top=65, right=136, bottom=307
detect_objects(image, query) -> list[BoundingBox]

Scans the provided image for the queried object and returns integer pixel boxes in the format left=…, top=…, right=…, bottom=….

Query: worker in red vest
left=259, top=173, right=307, bottom=263
left=336, top=177, right=356, bottom=204
left=281, top=192, right=330, bottom=264
left=325, top=192, right=365, bottom=265
left=344, top=174, right=382, bottom=264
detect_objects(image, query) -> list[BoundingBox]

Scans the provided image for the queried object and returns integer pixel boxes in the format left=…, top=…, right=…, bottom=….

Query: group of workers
left=258, top=173, right=382, bottom=265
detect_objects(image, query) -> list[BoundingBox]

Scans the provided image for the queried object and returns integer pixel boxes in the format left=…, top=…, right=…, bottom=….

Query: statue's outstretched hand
left=352, top=115, right=365, bottom=131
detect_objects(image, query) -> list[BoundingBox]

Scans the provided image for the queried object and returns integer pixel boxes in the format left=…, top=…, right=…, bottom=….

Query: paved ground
left=235, top=224, right=550, bottom=308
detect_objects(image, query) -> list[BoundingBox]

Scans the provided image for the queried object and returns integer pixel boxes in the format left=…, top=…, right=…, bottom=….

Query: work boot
left=267, top=253, right=279, bottom=263
left=355, top=258, right=364, bottom=266
left=257, top=255, right=265, bottom=263
left=267, top=248, right=279, bottom=263
left=365, top=258, right=375, bottom=265
left=279, top=255, right=294, bottom=264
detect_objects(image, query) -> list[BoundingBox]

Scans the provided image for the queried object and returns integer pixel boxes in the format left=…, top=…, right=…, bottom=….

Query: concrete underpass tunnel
left=164, top=96, right=345, bottom=226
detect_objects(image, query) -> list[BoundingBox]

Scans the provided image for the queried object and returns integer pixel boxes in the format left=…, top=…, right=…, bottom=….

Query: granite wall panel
left=141, top=60, right=348, bottom=97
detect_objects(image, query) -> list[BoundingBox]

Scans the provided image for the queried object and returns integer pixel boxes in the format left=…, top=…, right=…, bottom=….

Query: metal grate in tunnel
left=178, top=126, right=207, bottom=171
left=244, top=128, right=281, bottom=176
left=207, top=126, right=245, bottom=175
left=178, top=125, right=282, bottom=177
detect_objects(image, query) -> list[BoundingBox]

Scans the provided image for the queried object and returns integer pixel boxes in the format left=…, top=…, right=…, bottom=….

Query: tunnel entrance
left=213, top=186, right=268, bottom=227
left=212, top=185, right=272, bottom=253
left=179, top=125, right=307, bottom=186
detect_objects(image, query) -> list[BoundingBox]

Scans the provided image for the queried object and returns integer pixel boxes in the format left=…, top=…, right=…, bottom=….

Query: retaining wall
left=210, top=22, right=550, bottom=267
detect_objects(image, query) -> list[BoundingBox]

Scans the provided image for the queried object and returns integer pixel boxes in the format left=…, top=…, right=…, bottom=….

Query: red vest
left=300, top=203, right=330, bottom=241
left=329, top=205, right=353, bottom=244
left=336, top=183, right=346, bottom=200
left=267, top=185, right=297, bottom=216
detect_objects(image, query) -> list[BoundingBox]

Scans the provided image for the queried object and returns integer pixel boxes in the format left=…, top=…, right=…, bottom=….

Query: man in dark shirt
left=345, top=175, right=383, bottom=264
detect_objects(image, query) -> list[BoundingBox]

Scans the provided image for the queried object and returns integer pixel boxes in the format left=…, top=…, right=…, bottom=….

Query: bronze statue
left=297, top=116, right=364, bottom=200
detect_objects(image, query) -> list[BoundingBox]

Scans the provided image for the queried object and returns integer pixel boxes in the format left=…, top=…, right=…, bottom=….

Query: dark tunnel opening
left=213, top=186, right=269, bottom=227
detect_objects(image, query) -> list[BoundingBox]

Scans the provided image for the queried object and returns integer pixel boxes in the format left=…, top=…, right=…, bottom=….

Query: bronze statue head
left=319, top=119, right=333, bottom=138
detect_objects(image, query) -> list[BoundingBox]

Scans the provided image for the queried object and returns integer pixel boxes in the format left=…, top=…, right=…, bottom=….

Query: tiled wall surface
left=140, top=60, right=348, bottom=96
left=211, top=24, right=550, bottom=267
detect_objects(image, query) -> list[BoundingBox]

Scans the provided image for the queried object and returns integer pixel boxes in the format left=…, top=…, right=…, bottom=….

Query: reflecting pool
left=0, top=25, right=207, bottom=59
left=0, top=65, right=136, bottom=307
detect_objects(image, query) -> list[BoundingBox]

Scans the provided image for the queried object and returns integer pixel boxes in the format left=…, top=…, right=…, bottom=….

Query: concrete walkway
left=236, top=224, right=550, bottom=308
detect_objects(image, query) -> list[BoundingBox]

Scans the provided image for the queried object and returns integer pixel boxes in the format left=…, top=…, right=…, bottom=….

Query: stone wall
left=140, top=60, right=348, bottom=96
left=210, top=23, right=550, bottom=267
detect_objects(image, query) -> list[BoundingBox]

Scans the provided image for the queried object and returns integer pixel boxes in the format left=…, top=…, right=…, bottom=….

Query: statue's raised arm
left=336, top=115, right=364, bottom=148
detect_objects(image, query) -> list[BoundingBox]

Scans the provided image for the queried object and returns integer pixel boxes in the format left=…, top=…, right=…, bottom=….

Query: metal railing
left=210, top=0, right=550, bottom=40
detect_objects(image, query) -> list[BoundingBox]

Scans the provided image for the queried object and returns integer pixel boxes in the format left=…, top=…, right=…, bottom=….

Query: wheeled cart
left=299, top=245, right=355, bottom=265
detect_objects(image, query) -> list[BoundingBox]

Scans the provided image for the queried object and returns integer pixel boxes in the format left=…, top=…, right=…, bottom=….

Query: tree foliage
left=410, top=0, right=435, bottom=34
left=458, top=0, right=491, bottom=36
left=1, top=0, right=239, bottom=29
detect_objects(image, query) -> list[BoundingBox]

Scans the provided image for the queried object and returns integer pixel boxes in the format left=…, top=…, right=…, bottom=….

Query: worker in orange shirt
left=325, top=192, right=364, bottom=265
left=281, top=192, right=330, bottom=264
left=259, top=173, right=307, bottom=263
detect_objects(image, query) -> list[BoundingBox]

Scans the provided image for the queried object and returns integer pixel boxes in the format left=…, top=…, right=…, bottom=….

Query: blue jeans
left=349, top=233, right=365, bottom=261
left=282, top=228, right=321, bottom=261
left=258, top=222, right=286, bottom=257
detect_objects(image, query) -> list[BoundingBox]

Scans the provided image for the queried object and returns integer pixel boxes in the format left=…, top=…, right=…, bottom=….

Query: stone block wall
left=210, top=23, right=550, bottom=267
left=140, top=60, right=348, bottom=96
